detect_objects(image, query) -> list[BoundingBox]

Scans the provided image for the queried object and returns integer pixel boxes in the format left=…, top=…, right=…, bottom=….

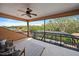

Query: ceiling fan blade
left=31, top=13, right=37, bottom=16
left=27, top=14, right=32, bottom=18
left=21, top=14, right=26, bottom=16
left=18, top=9, right=26, bottom=13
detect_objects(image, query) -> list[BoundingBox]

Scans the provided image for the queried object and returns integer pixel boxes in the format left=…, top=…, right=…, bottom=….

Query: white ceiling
left=0, top=3, right=79, bottom=19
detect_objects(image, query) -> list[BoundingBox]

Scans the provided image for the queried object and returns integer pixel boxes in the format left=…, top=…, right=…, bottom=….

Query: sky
left=30, top=20, right=49, bottom=26
left=0, top=17, right=49, bottom=26
left=0, top=17, right=28, bottom=26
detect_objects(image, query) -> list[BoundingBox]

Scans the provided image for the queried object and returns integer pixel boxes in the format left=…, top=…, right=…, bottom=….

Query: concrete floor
left=14, top=38, right=79, bottom=56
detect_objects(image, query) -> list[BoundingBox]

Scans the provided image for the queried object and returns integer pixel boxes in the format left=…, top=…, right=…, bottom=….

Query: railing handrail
left=32, top=31, right=79, bottom=51
left=32, top=31, right=79, bottom=39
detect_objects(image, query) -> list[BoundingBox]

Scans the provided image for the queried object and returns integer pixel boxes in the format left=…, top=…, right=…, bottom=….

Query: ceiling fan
left=18, top=8, right=37, bottom=18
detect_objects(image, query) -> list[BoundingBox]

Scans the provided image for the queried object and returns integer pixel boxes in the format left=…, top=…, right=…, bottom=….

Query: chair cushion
left=0, top=40, right=6, bottom=45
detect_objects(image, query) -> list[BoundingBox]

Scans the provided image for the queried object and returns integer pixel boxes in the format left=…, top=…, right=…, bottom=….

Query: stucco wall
left=0, top=27, right=27, bottom=41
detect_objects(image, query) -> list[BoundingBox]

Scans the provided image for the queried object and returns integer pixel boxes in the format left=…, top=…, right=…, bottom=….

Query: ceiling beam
left=30, top=9, right=79, bottom=22
left=0, top=12, right=29, bottom=22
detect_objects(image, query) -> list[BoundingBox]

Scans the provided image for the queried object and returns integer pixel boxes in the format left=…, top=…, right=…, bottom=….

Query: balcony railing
left=32, top=31, right=79, bottom=51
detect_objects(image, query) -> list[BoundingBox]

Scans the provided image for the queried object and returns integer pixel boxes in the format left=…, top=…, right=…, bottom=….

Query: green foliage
left=30, top=26, right=44, bottom=31
left=24, top=15, right=79, bottom=34
left=6, top=15, right=79, bottom=34
left=32, top=15, right=79, bottom=34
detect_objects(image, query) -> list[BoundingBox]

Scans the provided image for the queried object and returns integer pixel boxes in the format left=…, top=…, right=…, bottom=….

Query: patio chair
left=0, top=39, right=25, bottom=56
left=0, top=47, right=25, bottom=56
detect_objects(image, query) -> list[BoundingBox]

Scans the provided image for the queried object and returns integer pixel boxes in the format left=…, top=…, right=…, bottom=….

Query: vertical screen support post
left=44, top=19, right=46, bottom=41
left=27, top=21, right=29, bottom=37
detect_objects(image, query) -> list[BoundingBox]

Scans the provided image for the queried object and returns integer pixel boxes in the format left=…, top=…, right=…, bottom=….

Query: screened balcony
left=0, top=3, right=79, bottom=56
